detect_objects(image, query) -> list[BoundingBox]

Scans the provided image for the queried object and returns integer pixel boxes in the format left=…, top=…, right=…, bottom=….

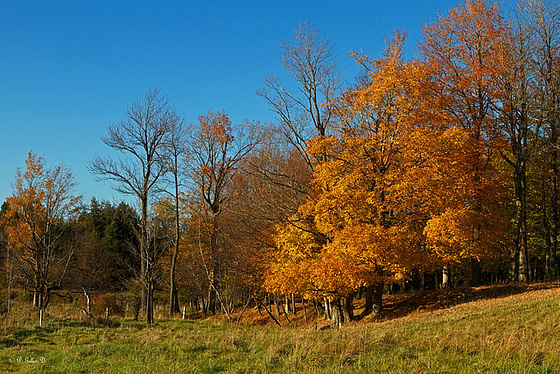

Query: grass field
left=1, top=285, right=559, bottom=373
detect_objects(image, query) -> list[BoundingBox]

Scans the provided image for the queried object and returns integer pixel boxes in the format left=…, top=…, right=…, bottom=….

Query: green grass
left=1, top=287, right=559, bottom=373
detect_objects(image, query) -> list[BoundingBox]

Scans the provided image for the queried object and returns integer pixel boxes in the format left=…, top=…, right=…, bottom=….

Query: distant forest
left=1, top=0, right=560, bottom=327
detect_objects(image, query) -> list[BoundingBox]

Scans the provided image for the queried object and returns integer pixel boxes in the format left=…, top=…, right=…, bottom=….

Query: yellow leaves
left=424, top=205, right=507, bottom=262
left=198, top=110, right=234, bottom=146
left=263, top=3, right=511, bottom=301
left=424, top=208, right=474, bottom=260
left=263, top=215, right=324, bottom=296
left=274, top=217, right=323, bottom=261
left=338, top=54, right=435, bottom=134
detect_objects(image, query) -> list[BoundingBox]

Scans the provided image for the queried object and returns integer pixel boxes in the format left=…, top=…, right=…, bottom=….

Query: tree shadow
left=372, top=282, right=560, bottom=322
left=0, top=325, right=47, bottom=348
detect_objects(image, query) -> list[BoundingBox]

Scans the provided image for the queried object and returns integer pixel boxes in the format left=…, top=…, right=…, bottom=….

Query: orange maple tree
left=265, top=22, right=509, bottom=326
left=265, top=36, right=444, bottom=325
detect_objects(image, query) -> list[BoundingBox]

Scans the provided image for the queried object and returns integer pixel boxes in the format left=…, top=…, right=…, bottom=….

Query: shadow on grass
left=0, top=325, right=51, bottom=348
left=374, top=281, right=560, bottom=322
left=0, top=316, right=125, bottom=348
left=50, top=317, right=122, bottom=329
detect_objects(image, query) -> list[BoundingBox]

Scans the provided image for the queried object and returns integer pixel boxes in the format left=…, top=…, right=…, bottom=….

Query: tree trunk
left=313, top=299, right=324, bottom=317
left=33, top=291, right=44, bottom=310
left=514, top=159, right=529, bottom=282
left=470, top=258, right=481, bottom=287
left=442, top=266, right=450, bottom=289
left=253, top=296, right=281, bottom=326
left=169, top=180, right=181, bottom=316
left=518, top=245, right=529, bottom=282
left=551, top=136, right=559, bottom=281
left=146, top=278, right=154, bottom=324
left=33, top=266, right=45, bottom=310
left=141, top=195, right=148, bottom=316
left=330, top=298, right=344, bottom=328
left=510, top=245, right=520, bottom=282
left=169, top=281, right=179, bottom=317
left=33, top=282, right=48, bottom=310
left=274, top=297, right=281, bottom=320
left=342, top=296, right=354, bottom=322
left=361, top=282, right=383, bottom=318
left=542, top=182, right=556, bottom=281
left=207, top=269, right=217, bottom=314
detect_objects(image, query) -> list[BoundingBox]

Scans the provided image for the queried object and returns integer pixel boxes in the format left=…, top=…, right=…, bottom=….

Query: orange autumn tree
left=265, top=35, right=447, bottom=326
left=401, top=126, right=508, bottom=274
left=420, top=0, right=509, bottom=284
left=1, top=152, right=81, bottom=310
left=265, top=28, right=508, bottom=327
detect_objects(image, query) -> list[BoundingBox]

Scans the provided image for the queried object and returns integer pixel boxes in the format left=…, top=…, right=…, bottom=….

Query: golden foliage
left=264, top=12, right=509, bottom=301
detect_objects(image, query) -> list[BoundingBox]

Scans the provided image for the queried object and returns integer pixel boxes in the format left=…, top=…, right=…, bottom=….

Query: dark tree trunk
left=470, top=258, right=481, bottom=287
left=541, top=181, right=556, bottom=281
left=207, top=273, right=217, bottom=314
left=146, top=277, right=154, bottom=324
left=169, top=179, right=181, bottom=316
left=514, top=158, right=529, bottom=282
left=361, top=282, right=383, bottom=318
left=141, top=195, right=148, bottom=316
left=342, top=296, right=354, bottom=322
left=169, top=283, right=179, bottom=316
left=552, top=137, right=559, bottom=280
left=274, top=297, right=281, bottom=320
left=313, top=299, right=324, bottom=317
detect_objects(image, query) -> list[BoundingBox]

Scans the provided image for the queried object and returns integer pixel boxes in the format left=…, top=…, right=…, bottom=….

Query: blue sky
left=0, top=0, right=463, bottom=206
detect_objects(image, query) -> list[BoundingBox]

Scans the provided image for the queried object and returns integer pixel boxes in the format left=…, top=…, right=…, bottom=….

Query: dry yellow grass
left=0, top=284, right=558, bottom=373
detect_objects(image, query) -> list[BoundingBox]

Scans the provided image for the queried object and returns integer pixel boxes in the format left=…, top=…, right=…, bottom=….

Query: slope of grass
left=0, top=286, right=559, bottom=373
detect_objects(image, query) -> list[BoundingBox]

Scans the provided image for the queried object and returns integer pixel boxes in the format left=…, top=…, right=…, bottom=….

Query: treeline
left=1, top=0, right=560, bottom=327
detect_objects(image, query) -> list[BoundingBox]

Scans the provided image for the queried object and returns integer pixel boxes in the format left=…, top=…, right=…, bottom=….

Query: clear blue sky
left=0, top=0, right=463, bottom=206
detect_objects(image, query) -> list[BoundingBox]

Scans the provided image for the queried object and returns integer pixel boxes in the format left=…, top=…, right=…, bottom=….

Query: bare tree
left=255, top=22, right=343, bottom=248
left=258, top=22, right=342, bottom=171
left=255, top=21, right=342, bottom=255
left=161, top=119, right=188, bottom=316
left=90, top=88, right=180, bottom=323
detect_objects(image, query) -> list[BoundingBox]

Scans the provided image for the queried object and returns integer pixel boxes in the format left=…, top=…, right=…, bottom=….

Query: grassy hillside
left=1, top=285, right=559, bottom=373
